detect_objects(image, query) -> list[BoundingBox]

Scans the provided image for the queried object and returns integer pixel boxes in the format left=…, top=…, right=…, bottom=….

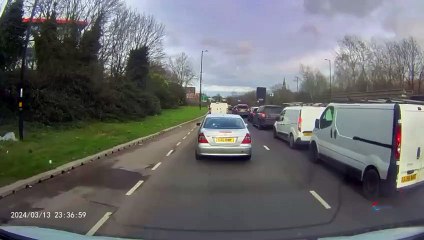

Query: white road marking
left=263, top=145, right=270, bottom=150
left=176, top=142, right=181, bottom=146
left=166, top=150, right=174, bottom=156
left=86, top=212, right=113, bottom=236
left=125, top=180, right=144, bottom=196
left=309, top=190, right=331, bottom=209
left=183, top=136, right=187, bottom=140
left=152, top=162, right=162, bottom=170
left=187, top=132, right=191, bottom=135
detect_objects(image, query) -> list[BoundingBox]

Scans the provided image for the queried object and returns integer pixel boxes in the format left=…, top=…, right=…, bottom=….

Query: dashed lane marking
left=166, top=150, right=174, bottom=156
left=125, top=180, right=144, bottom=196
left=152, top=162, right=162, bottom=170
left=263, top=145, right=270, bottom=150
left=86, top=212, right=113, bottom=236
left=183, top=136, right=187, bottom=140
left=176, top=142, right=181, bottom=146
left=310, top=190, right=331, bottom=209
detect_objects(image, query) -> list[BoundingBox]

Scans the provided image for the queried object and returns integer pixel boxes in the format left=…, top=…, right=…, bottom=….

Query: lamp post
left=199, top=50, right=208, bottom=110
left=293, top=76, right=301, bottom=92
left=324, top=58, right=332, bottom=100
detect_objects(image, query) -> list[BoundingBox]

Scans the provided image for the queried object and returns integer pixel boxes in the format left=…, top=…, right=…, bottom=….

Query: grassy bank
left=0, top=106, right=207, bottom=187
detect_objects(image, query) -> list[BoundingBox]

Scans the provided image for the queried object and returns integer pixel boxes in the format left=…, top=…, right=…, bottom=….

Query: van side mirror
left=315, top=119, right=320, bottom=129
left=196, top=122, right=201, bottom=126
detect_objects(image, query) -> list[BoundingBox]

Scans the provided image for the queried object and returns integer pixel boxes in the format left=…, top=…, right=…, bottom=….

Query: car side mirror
left=196, top=122, right=201, bottom=126
left=315, top=119, right=320, bottom=129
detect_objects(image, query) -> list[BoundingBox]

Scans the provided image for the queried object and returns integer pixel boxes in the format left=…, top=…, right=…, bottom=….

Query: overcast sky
left=125, top=0, right=423, bottom=96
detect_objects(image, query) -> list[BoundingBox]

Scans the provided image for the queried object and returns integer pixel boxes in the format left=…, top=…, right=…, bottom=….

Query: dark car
left=232, top=104, right=250, bottom=117
left=247, top=107, right=258, bottom=122
left=253, top=105, right=283, bottom=129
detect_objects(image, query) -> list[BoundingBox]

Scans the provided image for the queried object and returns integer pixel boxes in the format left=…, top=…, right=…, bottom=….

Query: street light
left=324, top=58, right=332, bottom=100
left=293, top=76, right=301, bottom=92
left=199, top=50, right=208, bottom=110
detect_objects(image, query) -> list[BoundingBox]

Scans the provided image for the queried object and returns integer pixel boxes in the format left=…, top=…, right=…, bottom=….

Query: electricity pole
left=199, top=50, right=208, bottom=110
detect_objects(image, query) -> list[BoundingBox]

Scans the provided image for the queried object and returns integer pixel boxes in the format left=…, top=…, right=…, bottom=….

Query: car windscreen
left=203, top=118, right=246, bottom=129
left=237, top=105, right=249, bottom=109
left=264, top=107, right=283, bottom=114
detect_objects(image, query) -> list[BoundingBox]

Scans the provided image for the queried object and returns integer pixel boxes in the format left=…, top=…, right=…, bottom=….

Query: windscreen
left=264, top=107, right=283, bottom=114
left=203, top=117, right=246, bottom=129
left=237, top=105, right=249, bottom=109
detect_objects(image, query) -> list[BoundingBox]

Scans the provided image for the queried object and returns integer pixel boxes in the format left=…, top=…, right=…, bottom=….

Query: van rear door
left=398, top=104, right=424, bottom=188
left=301, top=107, right=326, bottom=133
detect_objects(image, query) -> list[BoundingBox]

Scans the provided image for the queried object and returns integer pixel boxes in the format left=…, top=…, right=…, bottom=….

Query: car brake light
left=260, top=113, right=266, bottom=118
left=394, top=124, right=401, bottom=160
left=298, top=116, right=302, bottom=132
left=198, top=133, right=209, bottom=143
left=241, top=133, right=251, bottom=144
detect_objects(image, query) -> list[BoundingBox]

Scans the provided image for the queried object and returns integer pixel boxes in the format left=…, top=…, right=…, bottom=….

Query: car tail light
left=297, top=116, right=302, bottom=132
left=394, top=124, right=401, bottom=160
left=241, top=133, right=251, bottom=144
left=260, top=113, right=266, bottom=118
left=198, top=133, right=209, bottom=143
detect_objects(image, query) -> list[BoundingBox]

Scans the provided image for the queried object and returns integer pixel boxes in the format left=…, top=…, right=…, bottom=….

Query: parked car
left=232, top=104, right=250, bottom=117
left=274, top=106, right=325, bottom=148
left=209, top=102, right=228, bottom=114
left=247, top=107, right=259, bottom=122
left=253, top=105, right=283, bottom=129
left=195, top=114, right=252, bottom=160
left=310, top=103, right=424, bottom=200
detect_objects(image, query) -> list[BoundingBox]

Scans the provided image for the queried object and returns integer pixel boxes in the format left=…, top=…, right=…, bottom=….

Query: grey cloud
left=298, top=23, right=320, bottom=38
left=304, top=0, right=384, bottom=18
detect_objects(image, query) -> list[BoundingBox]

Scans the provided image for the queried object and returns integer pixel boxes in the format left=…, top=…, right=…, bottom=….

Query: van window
left=320, top=107, right=334, bottom=128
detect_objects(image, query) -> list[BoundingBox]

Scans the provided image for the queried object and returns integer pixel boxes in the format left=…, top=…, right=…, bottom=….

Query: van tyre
left=289, top=134, right=296, bottom=149
left=362, top=168, right=380, bottom=200
left=309, top=142, right=320, bottom=164
left=273, top=128, right=278, bottom=138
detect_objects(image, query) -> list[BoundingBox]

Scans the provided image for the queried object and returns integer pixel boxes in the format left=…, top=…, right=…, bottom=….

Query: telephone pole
left=199, top=50, right=208, bottom=110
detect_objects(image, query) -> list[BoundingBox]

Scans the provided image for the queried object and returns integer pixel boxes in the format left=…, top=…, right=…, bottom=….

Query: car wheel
left=362, top=168, right=380, bottom=200
left=309, top=142, right=320, bottom=164
left=258, top=121, right=263, bottom=130
left=195, top=151, right=202, bottom=160
left=244, top=155, right=251, bottom=160
left=289, top=134, right=296, bottom=149
left=273, top=128, right=278, bottom=138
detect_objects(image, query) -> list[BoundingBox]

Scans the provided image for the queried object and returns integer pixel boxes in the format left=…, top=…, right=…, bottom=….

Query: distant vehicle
left=247, top=107, right=259, bottom=122
left=310, top=103, right=424, bottom=200
left=274, top=106, right=325, bottom=148
left=232, top=104, right=250, bottom=117
left=253, top=105, right=283, bottom=130
left=196, top=114, right=252, bottom=160
left=209, top=102, right=228, bottom=114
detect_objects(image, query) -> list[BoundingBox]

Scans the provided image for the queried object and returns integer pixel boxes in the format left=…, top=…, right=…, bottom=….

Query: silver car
left=195, top=114, right=252, bottom=160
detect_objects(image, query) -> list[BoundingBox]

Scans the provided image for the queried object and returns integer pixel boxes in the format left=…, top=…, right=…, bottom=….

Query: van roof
left=284, top=106, right=325, bottom=111
left=329, top=103, right=396, bottom=109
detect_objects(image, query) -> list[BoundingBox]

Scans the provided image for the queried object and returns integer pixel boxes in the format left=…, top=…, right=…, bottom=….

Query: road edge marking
left=86, top=211, right=113, bottom=236
left=152, top=162, right=162, bottom=170
left=309, top=190, right=331, bottom=209
left=125, top=180, right=144, bottom=196
left=263, top=145, right=270, bottom=150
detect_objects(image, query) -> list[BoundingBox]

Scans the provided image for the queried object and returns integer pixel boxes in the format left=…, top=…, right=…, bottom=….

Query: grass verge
left=0, top=106, right=207, bottom=187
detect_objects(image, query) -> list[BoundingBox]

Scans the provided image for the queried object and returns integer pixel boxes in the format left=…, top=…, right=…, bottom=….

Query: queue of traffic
left=203, top=100, right=424, bottom=200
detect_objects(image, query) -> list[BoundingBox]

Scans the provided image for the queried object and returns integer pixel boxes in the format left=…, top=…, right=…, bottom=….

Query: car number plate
left=215, top=137, right=235, bottom=143
left=401, top=174, right=417, bottom=183
left=303, top=132, right=312, bottom=136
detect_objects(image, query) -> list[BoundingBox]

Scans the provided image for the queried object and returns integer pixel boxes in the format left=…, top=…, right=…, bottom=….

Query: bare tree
left=168, top=52, right=196, bottom=88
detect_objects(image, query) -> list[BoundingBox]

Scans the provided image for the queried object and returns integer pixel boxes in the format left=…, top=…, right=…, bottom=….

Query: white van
left=273, top=106, right=325, bottom=148
left=209, top=102, right=229, bottom=114
left=310, top=103, right=424, bottom=199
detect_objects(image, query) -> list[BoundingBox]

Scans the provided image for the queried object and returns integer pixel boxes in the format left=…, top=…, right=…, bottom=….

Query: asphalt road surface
left=1, top=118, right=424, bottom=240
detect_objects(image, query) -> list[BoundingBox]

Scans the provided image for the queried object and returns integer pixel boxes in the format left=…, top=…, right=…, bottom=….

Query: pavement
left=1, top=118, right=424, bottom=240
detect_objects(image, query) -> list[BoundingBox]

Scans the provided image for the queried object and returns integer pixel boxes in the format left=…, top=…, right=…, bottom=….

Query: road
left=1, top=118, right=424, bottom=240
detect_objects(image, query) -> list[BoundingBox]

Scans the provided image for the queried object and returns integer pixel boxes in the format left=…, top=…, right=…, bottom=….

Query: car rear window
left=264, top=107, right=283, bottom=114
left=237, top=105, right=248, bottom=109
left=203, top=118, right=246, bottom=129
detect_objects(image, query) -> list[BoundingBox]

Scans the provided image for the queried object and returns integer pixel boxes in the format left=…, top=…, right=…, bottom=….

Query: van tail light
left=394, top=124, right=401, bottom=160
left=297, top=116, right=302, bottom=132
left=241, top=133, right=251, bottom=144
left=198, top=133, right=209, bottom=143
left=260, top=113, right=266, bottom=118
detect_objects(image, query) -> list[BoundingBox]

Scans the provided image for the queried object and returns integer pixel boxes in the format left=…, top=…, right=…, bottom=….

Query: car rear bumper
left=260, top=119, right=276, bottom=126
left=237, top=112, right=249, bottom=116
left=197, top=144, right=252, bottom=156
left=296, top=136, right=312, bottom=145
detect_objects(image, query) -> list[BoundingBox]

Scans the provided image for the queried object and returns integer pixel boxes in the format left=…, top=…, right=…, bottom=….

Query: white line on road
left=183, top=136, right=187, bottom=140
left=309, top=190, right=331, bottom=209
left=263, top=145, right=270, bottom=150
left=187, top=132, right=191, bottom=135
left=152, top=162, right=162, bottom=170
left=125, top=180, right=144, bottom=196
left=166, top=150, right=174, bottom=156
left=86, top=212, right=113, bottom=236
left=176, top=142, right=181, bottom=146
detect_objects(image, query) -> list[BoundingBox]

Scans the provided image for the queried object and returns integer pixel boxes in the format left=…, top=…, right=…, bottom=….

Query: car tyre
left=258, top=121, right=264, bottom=130
left=309, top=142, right=320, bottom=164
left=195, top=151, right=202, bottom=160
left=244, top=155, right=251, bottom=161
left=289, top=134, right=296, bottom=149
left=362, top=168, right=380, bottom=201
